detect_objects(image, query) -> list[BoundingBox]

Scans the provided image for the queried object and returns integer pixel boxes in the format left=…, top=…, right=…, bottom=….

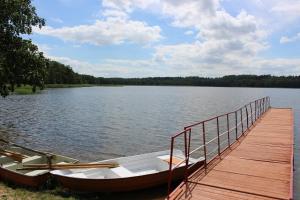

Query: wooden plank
left=243, top=136, right=292, bottom=146
left=230, top=146, right=291, bottom=163
left=187, top=184, right=275, bottom=200
left=198, top=170, right=290, bottom=199
left=213, top=156, right=291, bottom=181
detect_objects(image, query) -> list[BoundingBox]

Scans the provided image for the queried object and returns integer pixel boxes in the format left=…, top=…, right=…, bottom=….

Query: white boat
left=51, top=149, right=204, bottom=192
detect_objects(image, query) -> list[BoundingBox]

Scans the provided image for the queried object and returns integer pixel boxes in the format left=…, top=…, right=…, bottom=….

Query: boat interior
left=0, top=146, right=78, bottom=176
left=51, top=150, right=204, bottom=179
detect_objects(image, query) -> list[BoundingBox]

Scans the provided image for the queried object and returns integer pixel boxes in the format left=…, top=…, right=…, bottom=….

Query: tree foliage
left=0, top=0, right=47, bottom=97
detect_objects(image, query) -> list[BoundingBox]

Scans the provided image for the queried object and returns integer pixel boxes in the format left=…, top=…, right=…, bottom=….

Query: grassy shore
left=45, top=84, right=96, bottom=88
left=13, top=84, right=123, bottom=95
left=14, top=85, right=40, bottom=95
left=0, top=182, right=165, bottom=200
left=0, top=182, right=75, bottom=200
left=14, top=84, right=95, bottom=95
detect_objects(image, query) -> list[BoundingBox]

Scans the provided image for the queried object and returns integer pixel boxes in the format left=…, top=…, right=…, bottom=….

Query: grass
left=45, top=84, right=96, bottom=88
left=46, top=84, right=123, bottom=88
left=12, top=84, right=123, bottom=95
left=0, top=181, right=166, bottom=200
left=0, top=182, right=75, bottom=200
left=13, top=85, right=40, bottom=95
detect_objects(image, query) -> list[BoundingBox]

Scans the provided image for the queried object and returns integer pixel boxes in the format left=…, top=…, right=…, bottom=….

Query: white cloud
left=36, top=44, right=52, bottom=53
left=34, top=18, right=162, bottom=46
left=271, top=1, right=300, bottom=16
left=102, top=9, right=129, bottom=19
left=253, top=58, right=300, bottom=75
left=34, top=0, right=163, bottom=46
left=268, top=0, right=300, bottom=29
left=49, top=55, right=164, bottom=77
left=280, top=33, right=300, bottom=44
left=102, top=0, right=159, bottom=12
left=184, top=30, right=194, bottom=35
left=50, top=17, right=63, bottom=24
left=161, top=0, right=219, bottom=28
left=48, top=54, right=300, bottom=78
left=36, top=0, right=300, bottom=77
left=147, top=0, right=269, bottom=76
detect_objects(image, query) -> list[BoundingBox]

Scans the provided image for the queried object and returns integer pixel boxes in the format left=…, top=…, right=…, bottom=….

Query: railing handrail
left=167, top=96, right=270, bottom=199
left=184, top=97, right=268, bottom=129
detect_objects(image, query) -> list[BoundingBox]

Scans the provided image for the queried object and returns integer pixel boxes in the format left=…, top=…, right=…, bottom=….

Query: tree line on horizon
left=46, top=60, right=300, bottom=88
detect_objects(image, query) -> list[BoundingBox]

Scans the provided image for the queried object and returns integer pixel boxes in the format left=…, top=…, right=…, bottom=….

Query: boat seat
left=2, top=162, right=18, bottom=168
left=25, top=170, right=48, bottom=176
left=22, top=155, right=42, bottom=164
left=111, top=166, right=134, bottom=177
left=157, top=155, right=184, bottom=166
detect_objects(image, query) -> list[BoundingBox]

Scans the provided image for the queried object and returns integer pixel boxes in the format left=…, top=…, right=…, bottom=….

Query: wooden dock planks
left=170, top=108, right=293, bottom=200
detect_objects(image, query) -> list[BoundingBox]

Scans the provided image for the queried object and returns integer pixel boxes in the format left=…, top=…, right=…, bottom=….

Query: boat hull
left=0, top=144, right=78, bottom=188
left=54, top=160, right=204, bottom=192
left=0, top=167, right=49, bottom=188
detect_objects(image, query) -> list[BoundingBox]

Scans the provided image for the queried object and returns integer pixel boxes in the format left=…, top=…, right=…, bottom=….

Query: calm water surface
left=0, top=86, right=299, bottom=198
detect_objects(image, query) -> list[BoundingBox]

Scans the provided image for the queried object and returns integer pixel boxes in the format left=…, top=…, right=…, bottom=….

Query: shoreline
left=13, top=84, right=300, bottom=95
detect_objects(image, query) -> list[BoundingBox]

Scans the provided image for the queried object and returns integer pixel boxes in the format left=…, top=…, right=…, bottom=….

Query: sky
left=29, top=0, right=300, bottom=78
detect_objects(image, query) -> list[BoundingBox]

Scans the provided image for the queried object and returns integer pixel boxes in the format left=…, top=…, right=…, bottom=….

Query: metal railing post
left=241, top=108, right=244, bottom=134
left=202, top=122, right=207, bottom=168
left=235, top=111, right=238, bottom=140
left=187, top=129, right=191, bottom=163
left=260, top=99, right=264, bottom=115
left=254, top=100, right=257, bottom=121
left=183, top=131, right=188, bottom=183
left=261, top=98, right=264, bottom=114
left=258, top=99, right=260, bottom=118
left=263, top=97, right=266, bottom=113
left=216, top=117, right=220, bottom=156
left=250, top=102, right=253, bottom=125
left=259, top=99, right=262, bottom=117
left=167, top=138, right=174, bottom=197
left=245, top=105, right=249, bottom=129
left=227, top=114, right=230, bottom=147
left=264, top=98, right=267, bottom=112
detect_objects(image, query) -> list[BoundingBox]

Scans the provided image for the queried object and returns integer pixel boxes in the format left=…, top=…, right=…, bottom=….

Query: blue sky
left=29, top=0, right=300, bottom=77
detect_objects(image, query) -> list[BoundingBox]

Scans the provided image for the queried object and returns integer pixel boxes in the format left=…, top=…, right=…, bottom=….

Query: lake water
left=0, top=86, right=299, bottom=198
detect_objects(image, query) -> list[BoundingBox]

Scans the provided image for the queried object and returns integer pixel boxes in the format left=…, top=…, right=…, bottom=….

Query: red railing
left=167, top=96, right=271, bottom=198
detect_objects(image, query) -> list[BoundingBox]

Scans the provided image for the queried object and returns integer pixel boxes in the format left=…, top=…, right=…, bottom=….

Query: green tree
left=0, top=0, right=46, bottom=97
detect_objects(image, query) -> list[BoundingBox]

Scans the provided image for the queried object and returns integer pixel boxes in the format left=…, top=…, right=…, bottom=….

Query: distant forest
left=46, top=60, right=300, bottom=88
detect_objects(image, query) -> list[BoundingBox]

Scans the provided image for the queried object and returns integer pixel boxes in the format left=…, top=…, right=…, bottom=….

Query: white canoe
left=51, top=149, right=204, bottom=192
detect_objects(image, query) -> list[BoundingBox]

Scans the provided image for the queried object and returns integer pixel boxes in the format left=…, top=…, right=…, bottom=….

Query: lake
left=0, top=86, right=299, bottom=198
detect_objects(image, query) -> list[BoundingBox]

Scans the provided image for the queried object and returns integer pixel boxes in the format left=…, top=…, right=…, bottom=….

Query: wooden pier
left=169, top=108, right=294, bottom=200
